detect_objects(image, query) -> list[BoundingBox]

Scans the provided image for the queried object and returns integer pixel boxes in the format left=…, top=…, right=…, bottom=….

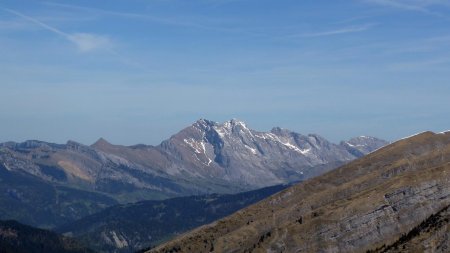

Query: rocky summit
left=155, top=118, right=387, bottom=189
left=147, top=131, right=450, bottom=253
left=0, top=119, right=387, bottom=228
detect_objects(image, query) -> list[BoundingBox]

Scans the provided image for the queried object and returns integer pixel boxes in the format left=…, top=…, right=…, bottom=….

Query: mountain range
left=147, top=131, right=450, bottom=253
left=0, top=119, right=387, bottom=228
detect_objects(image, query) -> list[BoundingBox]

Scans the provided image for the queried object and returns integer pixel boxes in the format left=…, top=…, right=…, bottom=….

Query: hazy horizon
left=1, top=117, right=449, bottom=147
left=1, top=0, right=450, bottom=145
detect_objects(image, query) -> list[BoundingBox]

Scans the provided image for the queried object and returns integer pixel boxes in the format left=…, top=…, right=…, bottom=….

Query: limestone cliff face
left=370, top=204, right=450, bottom=253
left=147, top=131, right=450, bottom=253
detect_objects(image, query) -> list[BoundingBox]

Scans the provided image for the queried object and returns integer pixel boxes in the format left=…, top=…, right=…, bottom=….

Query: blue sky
left=1, top=0, right=450, bottom=145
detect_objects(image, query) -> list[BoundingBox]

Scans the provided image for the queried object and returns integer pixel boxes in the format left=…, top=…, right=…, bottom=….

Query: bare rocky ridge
left=146, top=131, right=450, bottom=253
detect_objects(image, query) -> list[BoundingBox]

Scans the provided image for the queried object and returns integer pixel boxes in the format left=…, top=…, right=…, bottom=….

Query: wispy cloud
left=363, top=0, right=449, bottom=17
left=43, top=1, right=270, bottom=37
left=292, top=23, right=375, bottom=38
left=44, top=2, right=234, bottom=32
left=68, top=33, right=112, bottom=52
left=365, top=0, right=428, bottom=11
left=0, top=7, right=112, bottom=52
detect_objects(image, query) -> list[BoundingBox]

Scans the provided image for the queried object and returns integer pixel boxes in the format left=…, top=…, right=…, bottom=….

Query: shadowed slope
left=56, top=184, right=289, bottom=253
left=0, top=220, right=94, bottom=253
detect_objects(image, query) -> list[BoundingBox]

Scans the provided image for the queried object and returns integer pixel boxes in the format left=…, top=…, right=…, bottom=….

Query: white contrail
left=294, top=24, right=375, bottom=38
left=0, top=6, right=146, bottom=69
left=0, top=6, right=113, bottom=52
left=1, top=7, right=71, bottom=38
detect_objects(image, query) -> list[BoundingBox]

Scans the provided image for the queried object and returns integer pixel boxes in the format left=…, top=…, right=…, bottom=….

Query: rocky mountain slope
left=160, top=119, right=386, bottom=188
left=0, top=220, right=94, bottom=253
left=369, top=204, right=450, bottom=253
left=0, top=119, right=387, bottom=228
left=56, top=184, right=289, bottom=253
left=146, top=131, right=450, bottom=253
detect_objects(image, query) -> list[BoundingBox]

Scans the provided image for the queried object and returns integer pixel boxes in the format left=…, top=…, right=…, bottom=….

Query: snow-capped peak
left=212, top=119, right=251, bottom=138
left=224, top=119, right=247, bottom=129
left=194, top=118, right=216, bottom=127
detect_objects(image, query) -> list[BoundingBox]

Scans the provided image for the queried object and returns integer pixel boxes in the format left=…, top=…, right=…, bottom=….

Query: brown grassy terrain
left=147, top=131, right=450, bottom=253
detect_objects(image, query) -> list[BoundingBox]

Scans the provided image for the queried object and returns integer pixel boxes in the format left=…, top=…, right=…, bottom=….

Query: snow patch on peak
left=193, top=119, right=216, bottom=129
left=230, top=118, right=246, bottom=125
left=255, top=132, right=278, bottom=141
left=281, top=141, right=311, bottom=155
left=345, top=142, right=355, bottom=147
left=387, top=131, right=430, bottom=147
left=184, top=138, right=213, bottom=166
left=345, top=141, right=365, bottom=147
left=244, top=144, right=258, bottom=155
left=183, top=138, right=202, bottom=154
left=398, top=131, right=429, bottom=141
left=214, top=127, right=226, bottom=138
left=213, top=119, right=252, bottom=138
left=254, top=132, right=310, bottom=154
left=356, top=136, right=376, bottom=140
left=223, top=119, right=248, bottom=129
left=200, top=141, right=207, bottom=153
left=223, top=121, right=231, bottom=129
